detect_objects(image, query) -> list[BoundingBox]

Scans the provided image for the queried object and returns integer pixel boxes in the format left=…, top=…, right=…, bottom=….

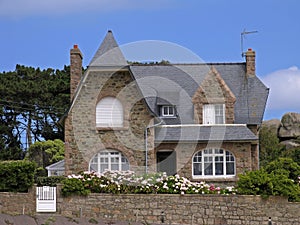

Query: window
left=193, top=149, right=235, bottom=178
left=203, top=104, right=225, bottom=124
left=96, top=97, right=123, bottom=127
left=161, top=105, right=175, bottom=117
left=89, top=150, right=129, bottom=174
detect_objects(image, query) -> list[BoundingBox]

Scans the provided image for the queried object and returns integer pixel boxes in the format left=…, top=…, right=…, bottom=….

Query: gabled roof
left=130, top=63, right=269, bottom=125
left=89, top=30, right=128, bottom=67
left=45, top=160, right=65, bottom=171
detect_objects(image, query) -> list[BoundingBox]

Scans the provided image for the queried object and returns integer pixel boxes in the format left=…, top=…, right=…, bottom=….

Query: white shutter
left=203, top=104, right=215, bottom=124
left=96, top=97, right=123, bottom=127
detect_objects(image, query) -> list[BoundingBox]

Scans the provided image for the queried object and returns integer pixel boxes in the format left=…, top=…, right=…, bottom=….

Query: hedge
left=0, top=160, right=36, bottom=192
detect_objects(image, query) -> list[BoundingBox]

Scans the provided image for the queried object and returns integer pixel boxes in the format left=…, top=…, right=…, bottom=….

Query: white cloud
left=0, top=0, right=173, bottom=18
left=262, top=66, right=300, bottom=113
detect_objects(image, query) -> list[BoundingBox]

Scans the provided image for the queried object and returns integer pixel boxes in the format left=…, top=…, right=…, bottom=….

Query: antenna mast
left=241, top=29, right=258, bottom=57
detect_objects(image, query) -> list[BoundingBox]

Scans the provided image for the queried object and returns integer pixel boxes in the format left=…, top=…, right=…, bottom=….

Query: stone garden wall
left=0, top=186, right=299, bottom=224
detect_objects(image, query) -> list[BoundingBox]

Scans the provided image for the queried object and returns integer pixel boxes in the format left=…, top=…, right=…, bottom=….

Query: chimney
left=245, top=48, right=256, bottom=77
left=70, top=44, right=83, bottom=100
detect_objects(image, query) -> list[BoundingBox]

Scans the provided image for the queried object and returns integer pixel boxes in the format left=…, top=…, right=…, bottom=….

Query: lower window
left=193, top=149, right=235, bottom=178
left=89, top=150, right=129, bottom=174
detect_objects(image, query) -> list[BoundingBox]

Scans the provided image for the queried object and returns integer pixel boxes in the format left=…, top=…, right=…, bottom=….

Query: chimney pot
left=74, top=44, right=78, bottom=49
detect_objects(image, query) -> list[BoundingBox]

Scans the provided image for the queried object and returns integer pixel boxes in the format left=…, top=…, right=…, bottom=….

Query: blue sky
left=0, top=0, right=299, bottom=120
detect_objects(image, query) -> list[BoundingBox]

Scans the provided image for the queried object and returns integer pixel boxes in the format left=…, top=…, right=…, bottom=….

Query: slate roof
left=130, top=64, right=269, bottom=125
left=155, top=125, right=258, bottom=142
left=89, top=30, right=128, bottom=67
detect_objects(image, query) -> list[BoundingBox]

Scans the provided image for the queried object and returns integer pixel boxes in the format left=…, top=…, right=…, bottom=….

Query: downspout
left=145, top=120, right=163, bottom=174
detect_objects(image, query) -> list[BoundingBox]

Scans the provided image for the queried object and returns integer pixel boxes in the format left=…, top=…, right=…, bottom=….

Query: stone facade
left=1, top=188, right=299, bottom=225
left=65, top=68, right=154, bottom=175
left=156, top=141, right=255, bottom=184
left=192, top=66, right=236, bottom=124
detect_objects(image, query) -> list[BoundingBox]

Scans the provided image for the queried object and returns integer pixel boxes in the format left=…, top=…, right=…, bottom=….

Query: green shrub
left=269, top=173, right=300, bottom=201
left=265, top=157, right=300, bottom=181
left=237, top=167, right=300, bottom=201
left=36, top=176, right=65, bottom=187
left=61, top=178, right=90, bottom=197
left=0, top=160, right=36, bottom=192
left=237, top=169, right=273, bottom=198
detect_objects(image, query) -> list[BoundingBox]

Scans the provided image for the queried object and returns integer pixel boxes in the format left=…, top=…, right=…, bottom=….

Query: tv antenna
left=241, top=29, right=258, bottom=57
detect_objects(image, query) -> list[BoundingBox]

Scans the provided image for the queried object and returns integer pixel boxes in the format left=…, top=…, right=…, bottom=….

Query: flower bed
left=61, top=170, right=236, bottom=196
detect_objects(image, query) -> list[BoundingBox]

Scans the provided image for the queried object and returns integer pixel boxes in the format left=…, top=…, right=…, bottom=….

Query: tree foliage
left=0, top=65, right=70, bottom=159
left=281, top=137, right=300, bottom=165
left=25, top=139, right=65, bottom=176
left=259, top=125, right=285, bottom=167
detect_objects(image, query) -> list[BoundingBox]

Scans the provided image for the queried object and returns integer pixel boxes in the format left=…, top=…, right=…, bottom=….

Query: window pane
left=111, top=164, right=119, bottom=171
left=163, top=106, right=168, bottom=115
left=121, top=157, right=128, bottom=163
left=89, top=163, right=97, bottom=172
left=215, top=149, right=223, bottom=154
left=122, top=163, right=129, bottom=171
left=215, top=116, right=224, bottom=124
left=204, top=163, right=213, bottom=175
left=193, top=154, right=201, bottom=162
left=215, top=163, right=224, bottom=175
left=100, top=164, right=109, bottom=173
left=214, top=104, right=224, bottom=124
left=226, top=151, right=235, bottom=162
left=193, top=163, right=202, bottom=175
left=226, top=162, right=235, bottom=175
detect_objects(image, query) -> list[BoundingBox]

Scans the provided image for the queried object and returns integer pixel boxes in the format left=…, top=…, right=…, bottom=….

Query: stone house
left=64, top=30, right=269, bottom=183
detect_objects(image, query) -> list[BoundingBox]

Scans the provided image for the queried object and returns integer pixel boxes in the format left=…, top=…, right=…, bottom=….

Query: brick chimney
left=245, top=48, right=256, bottom=77
left=70, top=44, right=83, bottom=100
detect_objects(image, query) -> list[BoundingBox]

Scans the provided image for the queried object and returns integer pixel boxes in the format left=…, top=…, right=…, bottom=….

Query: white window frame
left=89, top=150, right=129, bottom=174
left=96, top=97, right=123, bottom=127
left=161, top=105, right=175, bottom=117
left=192, top=149, right=235, bottom=179
left=203, top=104, right=225, bottom=124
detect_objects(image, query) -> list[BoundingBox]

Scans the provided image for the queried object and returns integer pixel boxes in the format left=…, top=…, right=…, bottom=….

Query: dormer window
left=203, top=104, right=225, bottom=124
left=161, top=105, right=175, bottom=117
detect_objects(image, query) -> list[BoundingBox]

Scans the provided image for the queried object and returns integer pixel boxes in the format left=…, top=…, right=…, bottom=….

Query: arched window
left=96, top=97, right=123, bottom=127
left=193, top=149, right=235, bottom=178
left=89, top=150, right=129, bottom=174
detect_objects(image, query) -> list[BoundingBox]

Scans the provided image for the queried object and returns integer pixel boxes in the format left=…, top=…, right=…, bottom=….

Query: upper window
left=203, top=104, right=225, bottom=124
left=161, top=105, right=175, bottom=117
left=96, top=97, right=123, bottom=127
left=193, top=149, right=235, bottom=178
left=89, top=150, right=129, bottom=174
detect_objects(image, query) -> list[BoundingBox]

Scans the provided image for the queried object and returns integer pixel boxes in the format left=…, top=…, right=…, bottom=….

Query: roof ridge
left=130, top=62, right=246, bottom=66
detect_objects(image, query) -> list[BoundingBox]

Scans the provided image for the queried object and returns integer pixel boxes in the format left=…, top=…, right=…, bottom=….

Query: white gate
left=36, top=186, right=56, bottom=212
